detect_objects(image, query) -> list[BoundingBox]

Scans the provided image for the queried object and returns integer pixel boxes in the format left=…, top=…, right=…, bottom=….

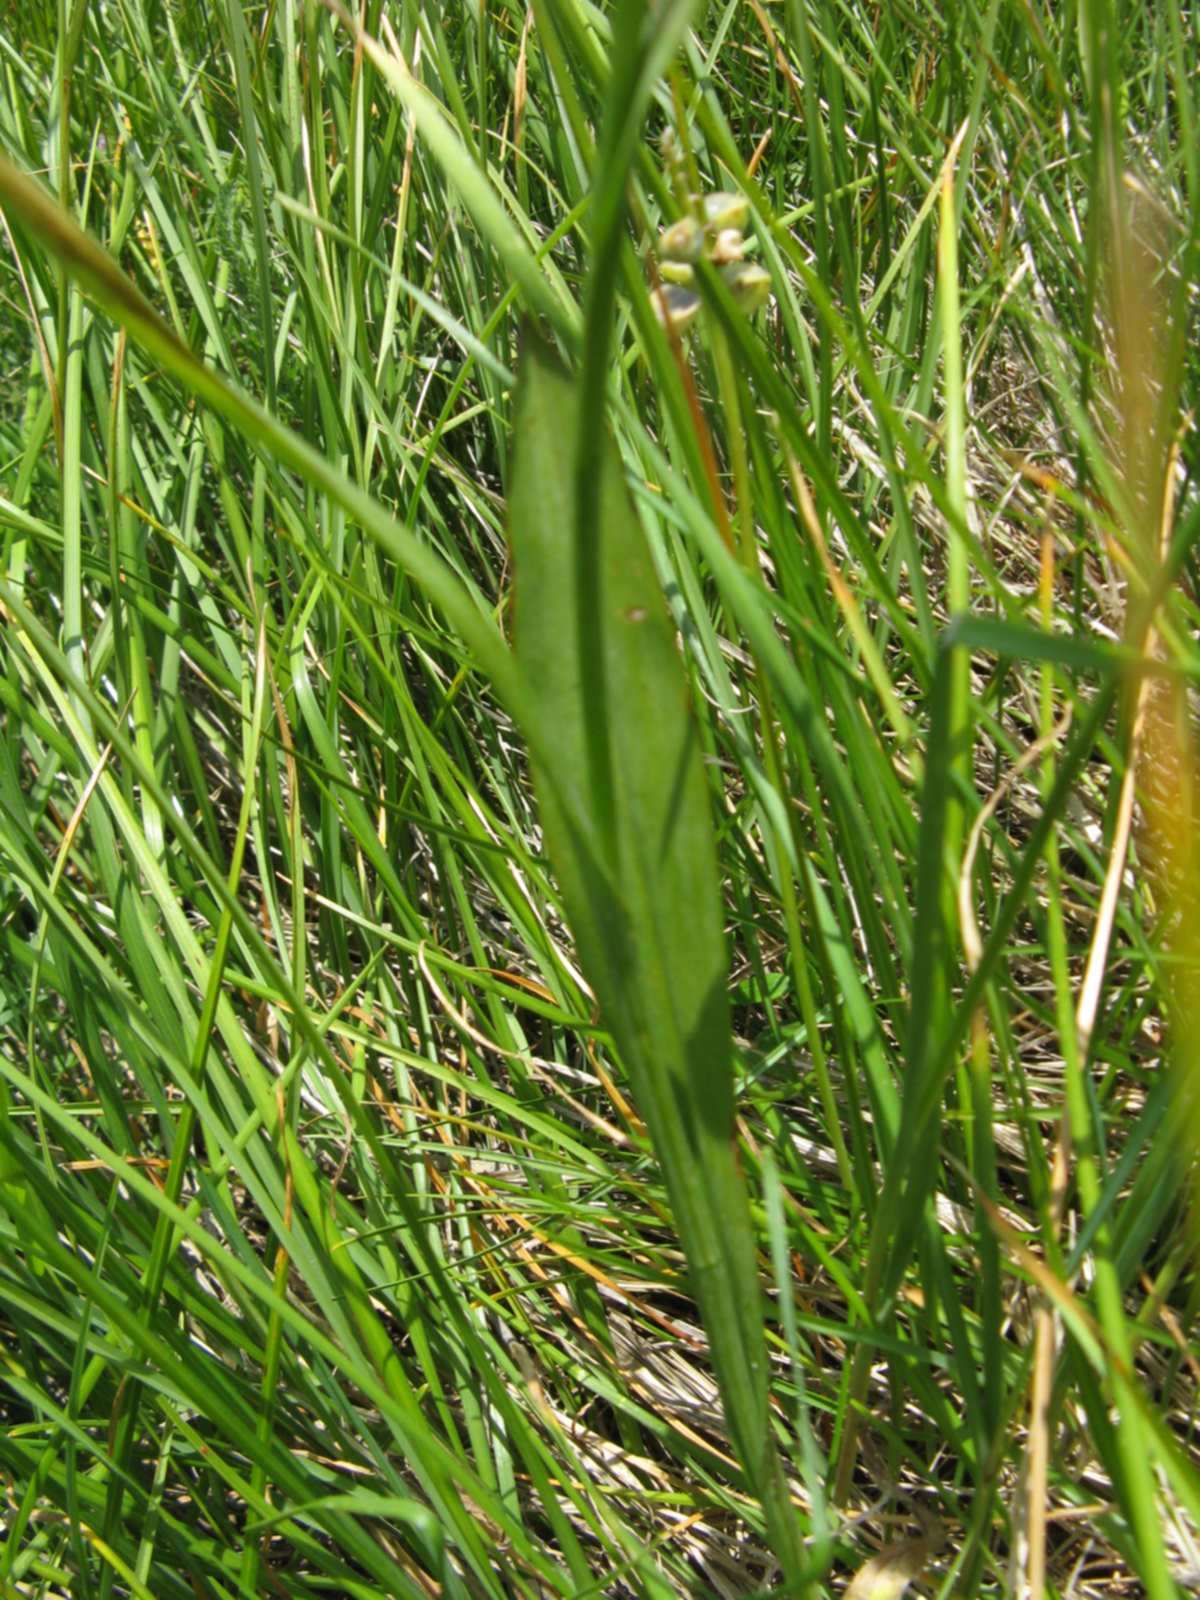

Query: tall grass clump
left=0, top=1, right=1197, bottom=1596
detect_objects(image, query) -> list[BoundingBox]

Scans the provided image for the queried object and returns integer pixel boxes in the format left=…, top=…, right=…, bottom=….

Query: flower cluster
left=651, top=190, right=772, bottom=332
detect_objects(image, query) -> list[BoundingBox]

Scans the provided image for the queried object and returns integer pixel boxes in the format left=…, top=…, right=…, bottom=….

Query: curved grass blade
left=0, top=151, right=522, bottom=715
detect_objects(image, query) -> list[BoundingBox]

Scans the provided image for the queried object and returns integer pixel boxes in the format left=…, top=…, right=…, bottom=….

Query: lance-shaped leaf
left=507, top=337, right=803, bottom=1573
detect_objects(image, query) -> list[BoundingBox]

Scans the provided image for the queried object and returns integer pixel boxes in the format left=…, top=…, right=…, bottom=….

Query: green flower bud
left=721, top=262, right=772, bottom=314
left=651, top=283, right=702, bottom=331
left=659, top=259, right=696, bottom=286
left=659, top=214, right=704, bottom=263
left=703, top=191, right=750, bottom=232
left=709, top=227, right=745, bottom=266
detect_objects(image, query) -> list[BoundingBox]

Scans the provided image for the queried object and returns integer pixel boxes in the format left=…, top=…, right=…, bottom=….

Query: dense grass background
left=0, top=1, right=1198, bottom=1595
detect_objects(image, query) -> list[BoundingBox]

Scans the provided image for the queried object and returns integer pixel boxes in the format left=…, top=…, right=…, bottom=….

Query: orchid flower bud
left=720, top=262, right=772, bottom=314
left=659, top=214, right=704, bottom=264
left=651, top=282, right=702, bottom=331
left=703, top=191, right=750, bottom=232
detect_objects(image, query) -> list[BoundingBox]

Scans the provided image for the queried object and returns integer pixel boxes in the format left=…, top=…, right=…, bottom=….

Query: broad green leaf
left=507, top=335, right=805, bottom=1577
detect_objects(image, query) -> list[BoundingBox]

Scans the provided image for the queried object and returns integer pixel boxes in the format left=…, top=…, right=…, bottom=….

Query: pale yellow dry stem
left=747, top=126, right=772, bottom=178
left=510, top=8, right=532, bottom=173
left=955, top=710, right=1068, bottom=1600
left=1019, top=182, right=1183, bottom=1599
left=1133, top=422, right=1200, bottom=1192
left=1023, top=1301, right=1056, bottom=1600
left=958, top=712, right=1072, bottom=973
